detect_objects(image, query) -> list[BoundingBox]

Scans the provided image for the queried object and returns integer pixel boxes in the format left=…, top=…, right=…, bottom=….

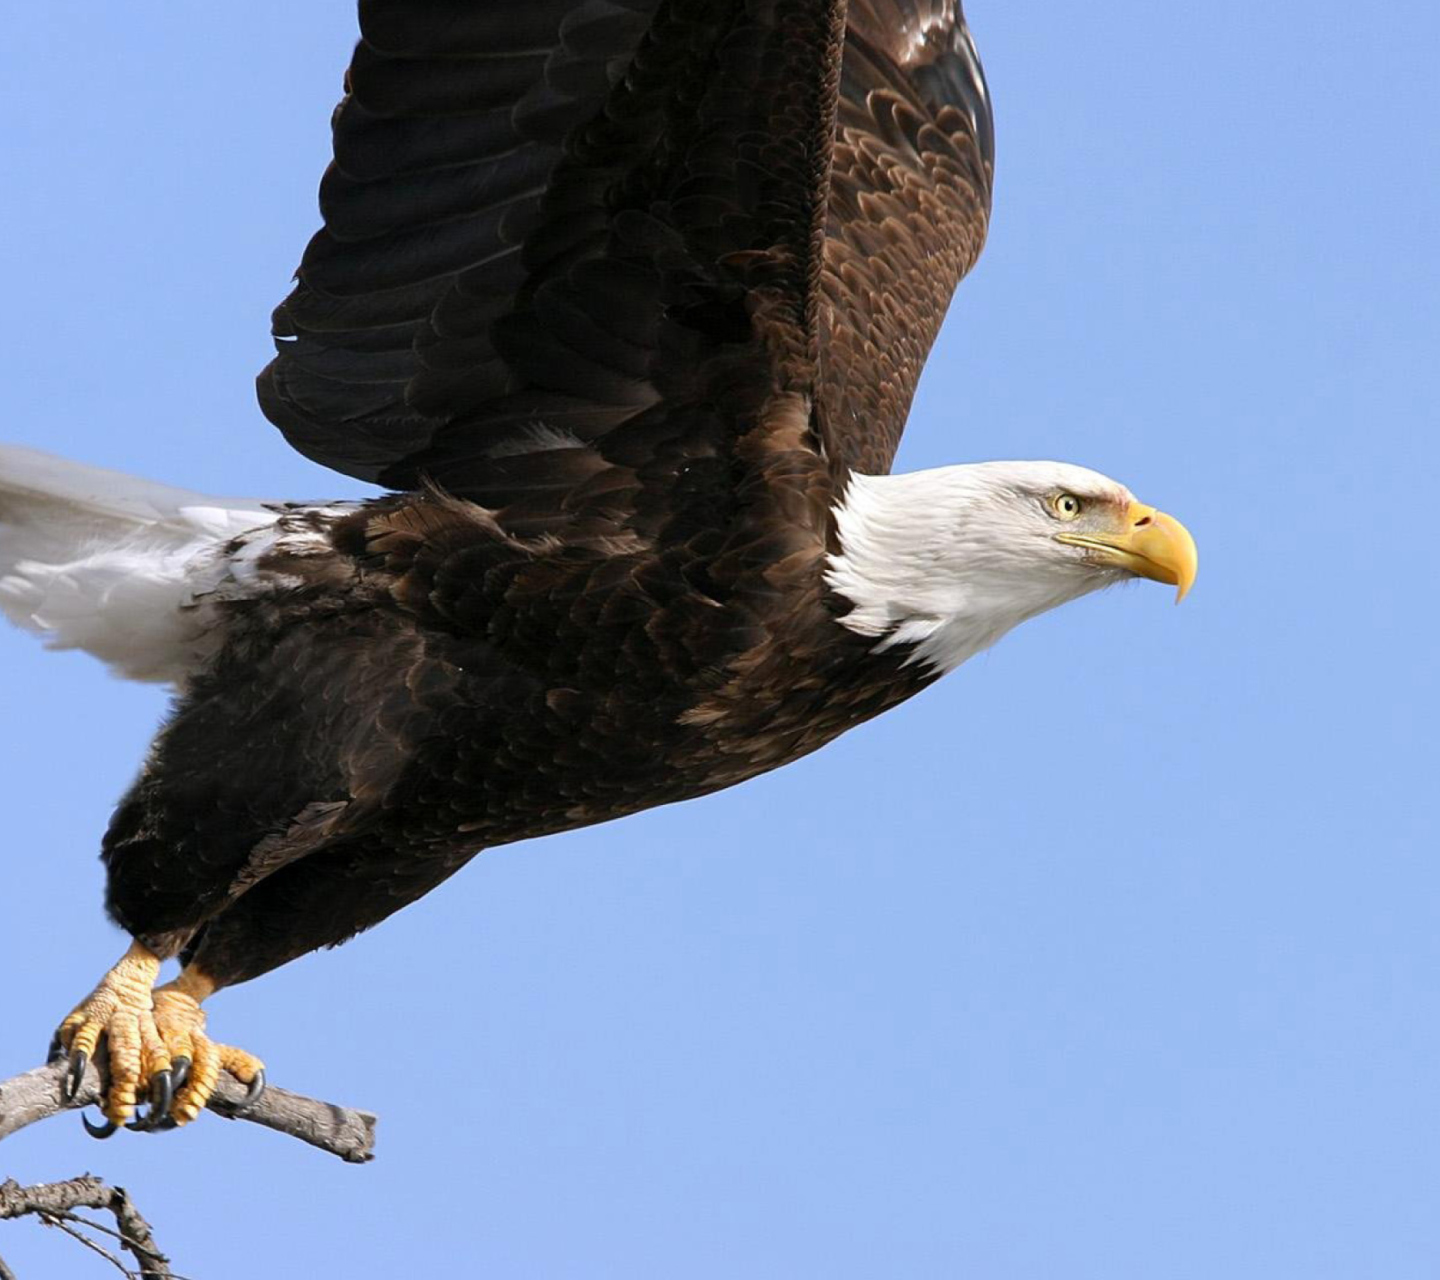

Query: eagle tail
left=0, top=445, right=277, bottom=683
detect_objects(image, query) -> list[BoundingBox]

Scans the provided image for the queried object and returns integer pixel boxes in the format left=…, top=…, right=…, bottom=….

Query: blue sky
left=1, top=3, right=1436, bottom=1276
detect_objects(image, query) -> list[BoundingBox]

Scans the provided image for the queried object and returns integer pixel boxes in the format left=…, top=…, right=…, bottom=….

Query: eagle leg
left=150, top=965, right=265, bottom=1125
left=54, top=939, right=170, bottom=1130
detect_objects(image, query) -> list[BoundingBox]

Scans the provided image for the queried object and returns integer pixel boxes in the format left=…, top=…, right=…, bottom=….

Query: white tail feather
left=0, top=445, right=280, bottom=684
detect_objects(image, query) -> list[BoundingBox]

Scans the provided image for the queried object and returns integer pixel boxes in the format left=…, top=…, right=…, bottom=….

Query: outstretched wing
left=258, top=0, right=669, bottom=491
left=257, top=0, right=992, bottom=517
left=820, top=0, right=992, bottom=474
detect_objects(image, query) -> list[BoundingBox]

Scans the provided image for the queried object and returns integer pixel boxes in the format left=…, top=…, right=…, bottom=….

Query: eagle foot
left=150, top=982, right=265, bottom=1125
left=54, top=945, right=266, bottom=1131
left=54, top=940, right=166, bottom=1130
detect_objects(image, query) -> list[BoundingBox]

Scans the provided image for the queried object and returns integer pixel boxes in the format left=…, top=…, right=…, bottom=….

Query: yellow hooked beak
left=1055, top=501, right=1198, bottom=603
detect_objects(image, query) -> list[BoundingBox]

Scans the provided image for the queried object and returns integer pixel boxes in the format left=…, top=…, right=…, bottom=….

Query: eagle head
left=825, top=460, right=1198, bottom=673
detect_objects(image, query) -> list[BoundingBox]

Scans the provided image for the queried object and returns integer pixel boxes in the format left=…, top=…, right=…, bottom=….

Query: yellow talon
left=153, top=967, right=265, bottom=1126
left=54, top=940, right=163, bottom=1127
left=55, top=946, right=265, bottom=1129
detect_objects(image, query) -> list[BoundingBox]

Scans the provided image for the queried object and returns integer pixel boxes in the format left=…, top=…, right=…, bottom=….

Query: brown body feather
left=104, top=0, right=993, bottom=988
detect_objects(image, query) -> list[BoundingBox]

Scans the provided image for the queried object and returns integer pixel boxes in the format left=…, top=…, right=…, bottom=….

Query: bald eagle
left=0, top=0, right=1195, bottom=1135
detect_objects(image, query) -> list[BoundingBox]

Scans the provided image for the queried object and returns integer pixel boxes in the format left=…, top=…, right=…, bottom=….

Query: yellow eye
left=1053, top=492, right=1083, bottom=520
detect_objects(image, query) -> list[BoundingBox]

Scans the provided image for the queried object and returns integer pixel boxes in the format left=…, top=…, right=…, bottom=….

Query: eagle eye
left=1052, top=492, right=1084, bottom=520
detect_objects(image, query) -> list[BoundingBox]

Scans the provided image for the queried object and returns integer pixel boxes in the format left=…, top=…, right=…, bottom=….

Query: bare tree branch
left=0, top=1062, right=376, bottom=1164
left=0, top=1174, right=170, bottom=1279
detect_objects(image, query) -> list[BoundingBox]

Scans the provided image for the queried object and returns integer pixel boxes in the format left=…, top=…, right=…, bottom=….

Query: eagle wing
left=256, top=0, right=993, bottom=517
left=821, top=0, right=992, bottom=473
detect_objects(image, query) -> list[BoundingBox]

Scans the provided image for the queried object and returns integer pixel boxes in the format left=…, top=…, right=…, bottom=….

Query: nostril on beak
left=1132, top=515, right=1152, bottom=528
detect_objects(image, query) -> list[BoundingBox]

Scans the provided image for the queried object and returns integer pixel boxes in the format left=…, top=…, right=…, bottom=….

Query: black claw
left=125, top=1109, right=166, bottom=1133
left=125, top=1070, right=174, bottom=1132
left=64, top=1051, right=88, bottom=1102
left=170, top=1055, right=191, bottom=1091
left=151, top=1115, right=179, bottom=1132
left=150, top=1068, right=174, bottom=1119
left=236, top=1069, right=266, bottom=1114
left=47, top=1033, right=64, bottom=1064
left=81, top=1111, right=118, bottom=1140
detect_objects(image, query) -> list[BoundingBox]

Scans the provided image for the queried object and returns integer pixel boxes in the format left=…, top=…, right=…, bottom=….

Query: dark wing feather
left=258, top=0, right=652, bottom=482
left=257, top=0, right=991, bottom=510
left=819, top=0, right=992, bottom=474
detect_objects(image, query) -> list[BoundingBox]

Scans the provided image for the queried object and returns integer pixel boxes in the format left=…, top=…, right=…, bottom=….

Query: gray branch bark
left=0, top=1061, right=376, bottom=1164
left=0, top=1174, right=170, bottom=1279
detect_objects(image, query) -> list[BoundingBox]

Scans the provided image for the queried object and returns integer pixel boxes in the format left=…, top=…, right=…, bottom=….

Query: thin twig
left=32, top=1210, right=202, bottom=1280
left=0, top=1061, right=376, bottom=1163
left=61, top=1209, right=191, bottom=1280
left=0, top=1247, right=17, bottom=1280
left=56, top=1209, right=161, bottom=1257
left=40, top=1212, right=138, bottom=1278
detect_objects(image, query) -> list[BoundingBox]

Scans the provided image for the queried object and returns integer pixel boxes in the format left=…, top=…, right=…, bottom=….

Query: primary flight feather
left=0, top=0, right=1195, bottom=1133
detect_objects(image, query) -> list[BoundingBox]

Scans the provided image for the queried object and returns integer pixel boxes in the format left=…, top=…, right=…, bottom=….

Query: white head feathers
left=825, top=461, right=1136, bottom=674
